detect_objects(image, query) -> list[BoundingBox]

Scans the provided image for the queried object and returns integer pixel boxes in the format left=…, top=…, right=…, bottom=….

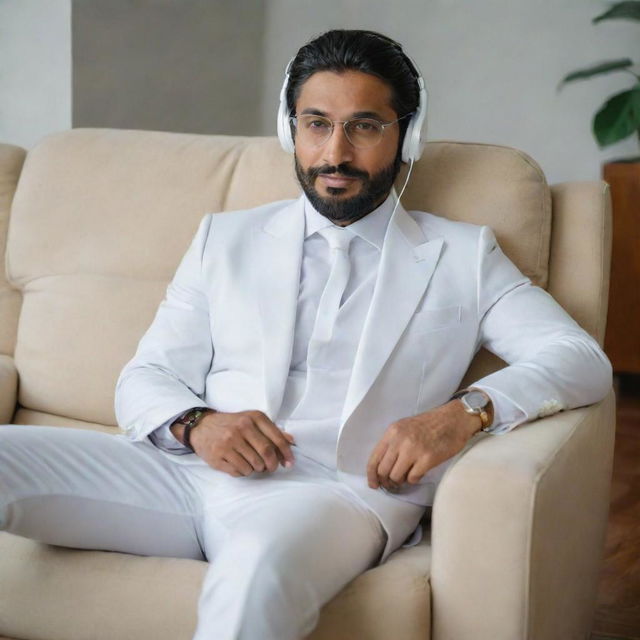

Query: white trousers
left=0, top=425, right=387, bottom=640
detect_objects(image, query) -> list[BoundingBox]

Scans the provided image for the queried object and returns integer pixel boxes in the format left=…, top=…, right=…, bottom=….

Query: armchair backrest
left=0, top=129, right=611, bottom=428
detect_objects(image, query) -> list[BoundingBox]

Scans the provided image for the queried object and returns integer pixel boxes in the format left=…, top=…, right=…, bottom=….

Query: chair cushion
left=0, top=532, right=431, bottom=640
left=402, top=140, right=550, bottom=287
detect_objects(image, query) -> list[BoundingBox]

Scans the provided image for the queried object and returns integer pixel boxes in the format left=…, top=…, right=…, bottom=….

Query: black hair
left=286, top=30, right=420, bottom=148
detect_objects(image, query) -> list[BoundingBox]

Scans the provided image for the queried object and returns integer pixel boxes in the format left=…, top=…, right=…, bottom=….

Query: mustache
left=307, top=163, right=369, bottom=181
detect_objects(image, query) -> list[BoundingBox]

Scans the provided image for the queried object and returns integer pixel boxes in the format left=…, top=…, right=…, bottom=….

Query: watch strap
left=451, top=389, right=493, bottom=431
left=176, top=407, right=209, bottom=452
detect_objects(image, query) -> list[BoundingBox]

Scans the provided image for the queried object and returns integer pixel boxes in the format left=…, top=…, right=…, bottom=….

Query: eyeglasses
left=290, top=113, right=413, bottom=149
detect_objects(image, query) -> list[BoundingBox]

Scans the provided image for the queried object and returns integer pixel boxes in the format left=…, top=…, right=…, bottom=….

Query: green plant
left=560, top=1, right=640, bottom=150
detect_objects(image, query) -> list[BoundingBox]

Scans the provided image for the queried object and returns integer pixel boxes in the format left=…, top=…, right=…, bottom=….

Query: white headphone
left=276, top=46, right=428, bottom=163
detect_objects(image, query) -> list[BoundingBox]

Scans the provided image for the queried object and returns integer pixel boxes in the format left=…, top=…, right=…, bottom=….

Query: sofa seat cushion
left=12, top=408, right=119, bottom=433
left=0, top=532, right=431, bottom=640
left=0, top=533, right=205, bottom=640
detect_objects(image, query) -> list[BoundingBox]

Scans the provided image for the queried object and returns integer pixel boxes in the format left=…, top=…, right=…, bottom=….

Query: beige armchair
left=0, top=130, right=614, bottom=640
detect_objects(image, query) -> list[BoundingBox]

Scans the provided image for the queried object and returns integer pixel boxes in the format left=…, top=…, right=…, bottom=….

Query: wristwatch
left=451, top=388, right=495, bottom=432
left=175, top=407, right=210, bottom=452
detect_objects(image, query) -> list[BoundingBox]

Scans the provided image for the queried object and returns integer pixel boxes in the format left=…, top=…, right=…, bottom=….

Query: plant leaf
left=560, top=58, right=634, bottom=86
left=593, top=1, right=640, bottom=23
left=593, top=86, right=640, bottom=146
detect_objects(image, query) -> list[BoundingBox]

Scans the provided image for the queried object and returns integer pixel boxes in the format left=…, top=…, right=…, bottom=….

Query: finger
left=388, top=450, right=415, bottom=486
left=234, top=440, right=267, bottom=473
left=367, top=441, right=388, bottom=489
left=216, top=457, right=244, bottom=478
left=252, top=413, right=295, bottom=466
left=233, top=413, right=281, bottom=471
left=276, top=430, right=297, bottom=465
left=406, top=456, right=434, bottom=484
left=277, top=432, right=296, bottom=467
left=222, top=450, right=254, bottom=477
left=243, top=429, right=281, bottom=472
left=376, top=448, right=399, bottom=490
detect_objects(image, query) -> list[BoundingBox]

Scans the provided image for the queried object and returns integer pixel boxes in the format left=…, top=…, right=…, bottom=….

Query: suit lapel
left=251, top=198, right=305, bottom=418
left=341, top=204, right=444, bottom=423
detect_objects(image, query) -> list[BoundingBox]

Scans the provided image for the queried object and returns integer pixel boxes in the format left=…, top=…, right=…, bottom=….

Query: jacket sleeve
left=115, top=214, right=215, bottom=442
left=469, top=225, right=612, bottom=434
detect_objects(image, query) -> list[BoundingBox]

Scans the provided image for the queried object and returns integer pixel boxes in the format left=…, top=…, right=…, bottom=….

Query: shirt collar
left=303, top=190, right=396, bottom=251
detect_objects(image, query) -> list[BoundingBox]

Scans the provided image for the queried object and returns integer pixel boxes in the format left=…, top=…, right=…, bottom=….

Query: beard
left=294, top=154, right=402, bottom=224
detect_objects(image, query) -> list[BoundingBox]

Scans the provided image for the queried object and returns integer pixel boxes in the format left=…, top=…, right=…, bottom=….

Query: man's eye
left=308, top=119, right=330, bottom=129
left=353, top=120, right=376, bottom=131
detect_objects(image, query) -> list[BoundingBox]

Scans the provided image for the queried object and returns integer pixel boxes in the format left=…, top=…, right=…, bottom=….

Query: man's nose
left=322, top=124, right=355, bottom=167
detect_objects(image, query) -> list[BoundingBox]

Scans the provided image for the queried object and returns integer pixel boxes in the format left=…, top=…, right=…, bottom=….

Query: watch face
left=465, top=390, right=489, bottom=411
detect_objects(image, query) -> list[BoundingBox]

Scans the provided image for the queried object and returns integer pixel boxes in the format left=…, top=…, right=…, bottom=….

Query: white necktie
left=312, top=226, right=354, bottom=343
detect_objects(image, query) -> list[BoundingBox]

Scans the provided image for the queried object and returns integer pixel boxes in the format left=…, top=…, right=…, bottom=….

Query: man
left=0, top=30, right=611, bottom=640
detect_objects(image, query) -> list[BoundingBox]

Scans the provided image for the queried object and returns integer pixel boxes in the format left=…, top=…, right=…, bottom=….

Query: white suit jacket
left=115, top=195, right=612, bottom=509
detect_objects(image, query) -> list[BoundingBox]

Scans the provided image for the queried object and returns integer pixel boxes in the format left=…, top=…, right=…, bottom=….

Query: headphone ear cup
left=401, top=117, right=416, bottom=163
left=400, top=77, right=428, bottom=163
left=277, top=101, right=295, bottom=153
left=277, top=59, right=295, bottom=154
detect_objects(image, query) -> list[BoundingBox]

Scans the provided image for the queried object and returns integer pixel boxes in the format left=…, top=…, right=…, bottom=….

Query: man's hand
left=366, top=400, right=483, bottom=491
left=171, top=410, right=296, bottom=477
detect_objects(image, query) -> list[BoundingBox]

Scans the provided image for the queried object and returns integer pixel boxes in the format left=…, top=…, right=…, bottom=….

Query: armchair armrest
left=0, top=143, right=26, bottom=357
left=0, top=354, right=17, bottom=423
left=430, top=389, right=615, bottom=640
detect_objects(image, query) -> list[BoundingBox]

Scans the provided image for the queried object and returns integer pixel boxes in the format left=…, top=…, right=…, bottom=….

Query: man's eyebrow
left=300, top=108, right=328, bottom=116
left=298, top=108, right=389, bottom=120
left=351, top=110, right=387, bottom=120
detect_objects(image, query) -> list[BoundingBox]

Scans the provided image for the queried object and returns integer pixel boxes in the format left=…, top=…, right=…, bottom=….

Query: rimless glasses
left=290, top=113, right=413, bottom=149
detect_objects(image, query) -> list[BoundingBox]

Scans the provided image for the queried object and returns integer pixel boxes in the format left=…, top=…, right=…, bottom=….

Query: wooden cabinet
left=603, top=161, right=640, bottom=373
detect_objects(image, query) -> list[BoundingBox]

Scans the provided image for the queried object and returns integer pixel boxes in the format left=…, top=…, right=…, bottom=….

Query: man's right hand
left=171, top=410, right=296, bottom=477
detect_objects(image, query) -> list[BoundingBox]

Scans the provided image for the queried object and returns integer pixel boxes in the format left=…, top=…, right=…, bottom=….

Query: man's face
left=293, top=70, right=402, bottom=225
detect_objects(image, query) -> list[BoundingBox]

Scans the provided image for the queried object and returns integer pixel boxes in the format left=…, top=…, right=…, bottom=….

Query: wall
left=260, top=0, right=640, bottom=183
left=2, top=0, right=638, bottom=183
left=0, top=0, right=72, bottom=149
left=73, top=0, right=266, bottom=136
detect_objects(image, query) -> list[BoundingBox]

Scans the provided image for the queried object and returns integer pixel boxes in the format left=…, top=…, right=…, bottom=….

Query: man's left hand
left=366, top=400, right=483, bottom=492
